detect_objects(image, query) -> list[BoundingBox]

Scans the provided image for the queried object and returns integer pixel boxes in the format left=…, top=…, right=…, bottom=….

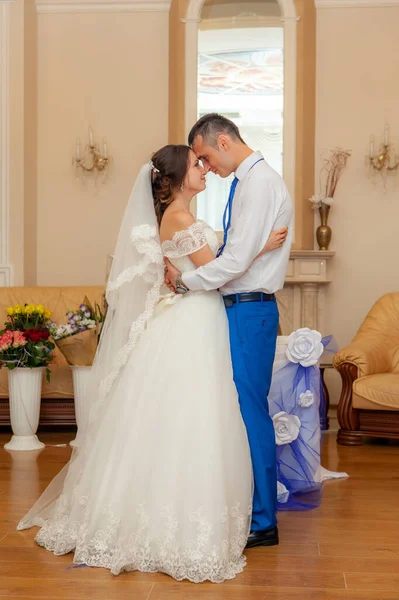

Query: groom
left=166, top=113, right=293, bottom=548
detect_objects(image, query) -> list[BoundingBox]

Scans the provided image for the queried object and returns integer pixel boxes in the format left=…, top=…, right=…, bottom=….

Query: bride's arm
left=254, top=227, right=288, bottom=260
left=187, top=226, right=289, bottom=267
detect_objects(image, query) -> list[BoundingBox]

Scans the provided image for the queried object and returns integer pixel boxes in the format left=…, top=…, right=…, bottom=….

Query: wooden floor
left=1, top=418, right=399, bottom=600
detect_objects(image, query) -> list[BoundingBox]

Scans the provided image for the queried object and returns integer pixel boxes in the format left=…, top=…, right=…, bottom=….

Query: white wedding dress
left=18, top=220, right=253, bottom=584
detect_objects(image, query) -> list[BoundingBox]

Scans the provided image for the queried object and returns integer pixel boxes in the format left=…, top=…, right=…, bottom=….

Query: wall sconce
left=73, top=127, right=112, bottom=183
left=368, top=124, right=399, bottom=188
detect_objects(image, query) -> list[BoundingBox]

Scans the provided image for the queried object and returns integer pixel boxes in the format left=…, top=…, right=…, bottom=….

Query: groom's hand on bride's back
left=164, top=258, right=176, bottom=292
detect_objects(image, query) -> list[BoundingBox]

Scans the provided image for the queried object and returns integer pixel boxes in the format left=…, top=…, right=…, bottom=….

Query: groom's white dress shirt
left=183, top=151, right=293, bottom=295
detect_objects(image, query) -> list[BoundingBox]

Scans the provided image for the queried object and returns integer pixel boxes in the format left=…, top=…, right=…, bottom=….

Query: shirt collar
left=235, top=150, right=263, bottom=181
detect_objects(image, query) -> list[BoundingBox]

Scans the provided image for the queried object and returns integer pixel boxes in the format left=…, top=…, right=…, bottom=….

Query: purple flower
left=79, top=304, right=87, bottom=311
left=71, top=323, right=78, bottom=330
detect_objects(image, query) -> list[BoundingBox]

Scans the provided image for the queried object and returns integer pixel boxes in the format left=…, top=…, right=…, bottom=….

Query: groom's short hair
left=188, top=113, right=245, bottom=148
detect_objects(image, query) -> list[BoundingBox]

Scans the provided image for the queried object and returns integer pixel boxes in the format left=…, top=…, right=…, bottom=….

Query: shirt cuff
left=181, top=270, right=206, bottom=291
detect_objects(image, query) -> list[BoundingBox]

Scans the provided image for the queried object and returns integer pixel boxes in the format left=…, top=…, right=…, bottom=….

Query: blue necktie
left=216, top=177, right=239, bottom=257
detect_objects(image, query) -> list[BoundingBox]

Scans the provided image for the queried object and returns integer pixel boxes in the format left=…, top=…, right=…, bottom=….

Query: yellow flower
left=44, top=309, right=51, bottom=319
left=36, top=305, right=45, bottom=314
left=26, top=304, right=35, bottom=314
left=14, top=304, right=22, bottom=314
left=6, top=307, right=14, bottom=316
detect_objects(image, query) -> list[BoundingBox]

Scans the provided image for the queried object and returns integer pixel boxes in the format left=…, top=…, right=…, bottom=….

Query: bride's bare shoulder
left=160, top=210, right=196, bottom=243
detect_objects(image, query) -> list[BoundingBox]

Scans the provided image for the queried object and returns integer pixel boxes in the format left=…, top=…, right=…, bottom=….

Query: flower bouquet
left=0, top=304, right=55, bottom=381
left=48, top=297, right=105, bottom=366
left=309, top=147, right=351, bottom=211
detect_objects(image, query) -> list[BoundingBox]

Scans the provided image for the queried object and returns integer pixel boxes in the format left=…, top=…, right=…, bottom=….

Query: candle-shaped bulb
left=369, top=135, right=374, bottom=158
left=384, top=123, right=389, bottom=147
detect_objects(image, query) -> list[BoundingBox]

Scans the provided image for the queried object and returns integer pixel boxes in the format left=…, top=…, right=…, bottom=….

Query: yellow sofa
left=0, top=285, right=286, bottom=427
left=333, top=292, right=399, bottom=445
left=0, top=286, right=104, bottom=426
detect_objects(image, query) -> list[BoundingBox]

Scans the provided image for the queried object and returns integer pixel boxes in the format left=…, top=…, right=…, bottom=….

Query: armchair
left=333, top=293, right=399, bottom=445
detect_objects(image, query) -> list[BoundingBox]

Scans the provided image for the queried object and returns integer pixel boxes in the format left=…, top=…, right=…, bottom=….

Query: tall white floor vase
left=4, top=368, right=45, bottom=451
left=70, top=366, right=93, bottom=448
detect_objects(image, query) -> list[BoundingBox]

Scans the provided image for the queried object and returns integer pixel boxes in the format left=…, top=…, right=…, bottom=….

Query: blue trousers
left=226, top=297, right=279, bottom=531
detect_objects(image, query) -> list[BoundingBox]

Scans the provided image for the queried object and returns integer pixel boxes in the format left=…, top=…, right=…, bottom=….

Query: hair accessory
left=149, top=160, right=160, bottom=174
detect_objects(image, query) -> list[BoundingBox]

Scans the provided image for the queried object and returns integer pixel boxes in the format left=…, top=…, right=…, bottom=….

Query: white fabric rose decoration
left=285, top=327, right=324, bottom=367
left=277, top=481, right=290, bottom=504
left=154, top=293, right=182, bottom=316
left=298, top=390, right=314, bottom=408
left=272, top=411, right=301, bottom=446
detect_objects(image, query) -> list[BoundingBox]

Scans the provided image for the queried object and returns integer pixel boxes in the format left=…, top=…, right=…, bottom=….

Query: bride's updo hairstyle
left=150, top=144, right=191, bottom=225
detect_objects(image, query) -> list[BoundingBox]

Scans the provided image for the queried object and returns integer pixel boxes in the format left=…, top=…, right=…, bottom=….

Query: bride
left=18, top=144, right=287, bottom=584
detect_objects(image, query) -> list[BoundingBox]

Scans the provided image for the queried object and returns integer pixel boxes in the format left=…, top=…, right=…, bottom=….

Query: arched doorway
left=169, top=0, right=316, bottom=249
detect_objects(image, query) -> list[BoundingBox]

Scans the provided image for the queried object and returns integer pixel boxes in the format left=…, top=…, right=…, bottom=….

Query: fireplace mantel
left=278, top=250, right=335, bottom=335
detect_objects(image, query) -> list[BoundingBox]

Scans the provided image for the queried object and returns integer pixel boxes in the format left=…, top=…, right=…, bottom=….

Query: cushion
left=353, top=373, right=399, bottom=411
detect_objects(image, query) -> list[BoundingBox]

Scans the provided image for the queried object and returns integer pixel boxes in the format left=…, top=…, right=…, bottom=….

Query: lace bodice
left=161, top=220, right=219, bottom=274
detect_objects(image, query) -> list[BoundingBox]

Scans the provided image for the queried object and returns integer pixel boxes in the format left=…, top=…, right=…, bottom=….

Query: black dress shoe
left=245, top=526, right=279, bottom=549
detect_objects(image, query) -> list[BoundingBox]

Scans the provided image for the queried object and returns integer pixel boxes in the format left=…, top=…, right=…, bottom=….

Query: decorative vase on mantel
left=316, top=204, right=332, bottom=251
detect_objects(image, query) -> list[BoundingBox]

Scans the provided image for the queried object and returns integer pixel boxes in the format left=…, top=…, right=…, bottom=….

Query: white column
left=182, top=16, right=200, bottom=216
left=182, top=17, right=200, bottom=142
left=300, top=283, right=319, bottom=330
left=0, top=0, right=15, bottom=286
left=282, top=15, right=298, bottom=209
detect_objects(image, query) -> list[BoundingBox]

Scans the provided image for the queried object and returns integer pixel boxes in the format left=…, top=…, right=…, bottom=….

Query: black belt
left=223, top=292, right=275, bottom=307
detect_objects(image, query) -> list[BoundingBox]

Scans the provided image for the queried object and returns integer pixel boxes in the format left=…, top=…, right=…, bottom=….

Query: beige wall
left=36, top=10, right=169, bottom=286
left=9, top=0, right=25, bottom=285
left=316, top=6, right=399, bottom=403
left=169, top=0, right=186, bottom=144
left=24, top=0, right=38, bottom=286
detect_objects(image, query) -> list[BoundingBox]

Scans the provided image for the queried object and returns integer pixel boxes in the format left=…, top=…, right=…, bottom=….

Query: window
left=196, top=27, right=284, bottom=230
